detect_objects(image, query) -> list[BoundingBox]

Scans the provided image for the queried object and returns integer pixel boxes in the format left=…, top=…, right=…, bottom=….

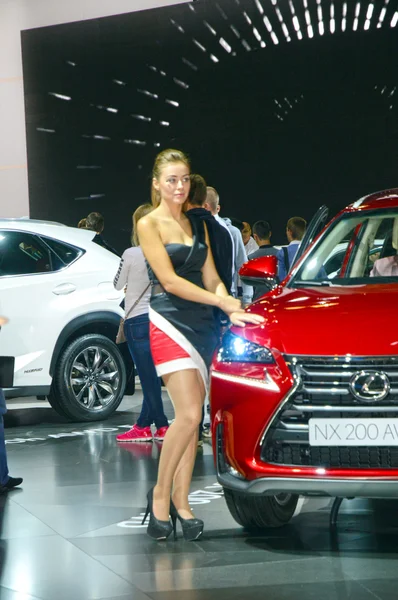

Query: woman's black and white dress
left=148, top=215, right=219, bottom=390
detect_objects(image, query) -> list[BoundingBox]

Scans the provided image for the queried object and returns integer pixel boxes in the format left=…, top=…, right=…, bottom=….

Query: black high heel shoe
left=142, top=488, right=174, bottom=541
left=170, top=499, right=204, bottom=541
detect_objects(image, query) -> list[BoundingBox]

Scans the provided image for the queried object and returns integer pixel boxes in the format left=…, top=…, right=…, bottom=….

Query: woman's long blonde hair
left=151, top=148, right=191, bottom=208
left=132, top=203, right=153, bottom=246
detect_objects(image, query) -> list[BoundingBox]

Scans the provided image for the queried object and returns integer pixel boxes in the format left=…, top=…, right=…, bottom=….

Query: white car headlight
left=217, top=331, right=275, bottom=364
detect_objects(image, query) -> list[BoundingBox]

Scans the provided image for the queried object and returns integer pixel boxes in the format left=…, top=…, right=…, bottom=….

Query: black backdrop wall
left=22, top=0, right=398, bottom=252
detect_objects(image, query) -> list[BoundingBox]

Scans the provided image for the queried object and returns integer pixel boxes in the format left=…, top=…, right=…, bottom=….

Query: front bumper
left=211, top=354, right=398, bottom=499
left=218, top=470, right=398, bottom=499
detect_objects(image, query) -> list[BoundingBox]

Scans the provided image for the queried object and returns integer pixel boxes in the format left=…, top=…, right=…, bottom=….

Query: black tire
left=48, top=334, right=126, bottom=422
left=224, top=488, right=298, bottom=530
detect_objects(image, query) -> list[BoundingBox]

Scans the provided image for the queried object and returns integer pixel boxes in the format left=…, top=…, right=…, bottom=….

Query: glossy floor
left=2, top=393, right=398, bottom=600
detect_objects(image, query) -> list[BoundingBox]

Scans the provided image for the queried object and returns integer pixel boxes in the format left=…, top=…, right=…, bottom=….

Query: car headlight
left=217, top=331, right=275, bottom=364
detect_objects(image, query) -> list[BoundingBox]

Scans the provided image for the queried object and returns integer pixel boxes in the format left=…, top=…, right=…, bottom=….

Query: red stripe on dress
left=149, top=322, right=190, bottom=366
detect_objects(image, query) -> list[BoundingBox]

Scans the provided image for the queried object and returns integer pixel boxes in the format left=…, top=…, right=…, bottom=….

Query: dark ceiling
left=22, top=0, right=398, bottom=249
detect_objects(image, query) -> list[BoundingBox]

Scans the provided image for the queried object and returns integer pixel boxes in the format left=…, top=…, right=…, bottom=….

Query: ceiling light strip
left=263, top=16, right=279, bottom=44
left=254, top=0, right=264, bottom=16
left=48, top=92, right=71, bottom=101
left=364, top=2, right=374, bottom=29
left=170, top=18, right=185, bottom=34
left=330, top=1, right=335, bottom=33
left=289, top=0, right=303, bottom=39
left=316, top=0, right=324, bottom=36
left=182, top=57, right=198, bottom=71
left=342, top=2, right=347, bottom=32
left=353, top=2, right=361, bottom=31
left=205, top=6, right=238, bottom=55
left=219, top=37, right=233, bottom=53
left=203, top=20, right=217, bottom=35
left=215, top=3, right=228, bottom=20
left=377, top=0, right=390, bottom=28
left=302, top=0, right=314, bottom=38
left=274, top=6, right=291, bottom=41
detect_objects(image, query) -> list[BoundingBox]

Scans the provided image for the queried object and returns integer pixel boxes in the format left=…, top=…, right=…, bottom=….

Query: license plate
left=309, top=418, right=398, bottom=447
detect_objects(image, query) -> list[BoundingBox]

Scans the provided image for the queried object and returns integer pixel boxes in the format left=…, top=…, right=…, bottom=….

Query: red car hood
left=238, top=284, right=398, bottom=356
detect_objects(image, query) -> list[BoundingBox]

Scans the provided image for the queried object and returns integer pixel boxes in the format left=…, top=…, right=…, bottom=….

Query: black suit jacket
left=186, top=208, right=233, bottom=293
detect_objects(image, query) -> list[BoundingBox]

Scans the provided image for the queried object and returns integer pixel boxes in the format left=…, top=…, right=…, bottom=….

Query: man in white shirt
left=242, top=222, right=259, bottom=257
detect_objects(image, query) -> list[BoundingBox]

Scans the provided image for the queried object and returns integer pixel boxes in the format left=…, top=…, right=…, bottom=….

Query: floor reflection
left=2, top=397, right=398, bottom=599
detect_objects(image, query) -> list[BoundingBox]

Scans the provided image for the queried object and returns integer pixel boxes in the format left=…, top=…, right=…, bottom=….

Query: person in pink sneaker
left=114, top=205, right=169, bottom=443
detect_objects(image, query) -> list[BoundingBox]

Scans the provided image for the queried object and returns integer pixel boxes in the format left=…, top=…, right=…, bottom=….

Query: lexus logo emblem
left=349, top=370, right=390, bottom=402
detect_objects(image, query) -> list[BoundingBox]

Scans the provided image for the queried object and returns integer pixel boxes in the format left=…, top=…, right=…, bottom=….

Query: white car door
left=0, top=229, right=80, bottom=389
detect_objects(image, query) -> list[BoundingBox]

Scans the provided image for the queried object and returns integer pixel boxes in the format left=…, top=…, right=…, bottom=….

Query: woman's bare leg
left=152, top=369, right=204, bottom=521
left=172, top=371, right=205, bottom=519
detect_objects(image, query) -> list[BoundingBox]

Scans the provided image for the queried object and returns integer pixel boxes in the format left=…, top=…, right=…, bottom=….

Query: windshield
left=291, top=209, right=398, bottom=286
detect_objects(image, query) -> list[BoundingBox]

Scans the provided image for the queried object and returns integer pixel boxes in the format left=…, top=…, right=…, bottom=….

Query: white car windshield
left=292, top=209, right=398, bottom=285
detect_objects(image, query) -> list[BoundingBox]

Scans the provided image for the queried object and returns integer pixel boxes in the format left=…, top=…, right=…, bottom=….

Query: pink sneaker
left=116, top=425, right=153, bottom=442
left=153, top=426, right=169, bottom=441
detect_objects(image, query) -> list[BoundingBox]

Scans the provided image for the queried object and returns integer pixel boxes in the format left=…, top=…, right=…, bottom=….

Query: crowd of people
left=78, top=201, right=307, bottom=304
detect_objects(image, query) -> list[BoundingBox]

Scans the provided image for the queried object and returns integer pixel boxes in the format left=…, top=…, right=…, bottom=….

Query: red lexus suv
left=211, top=189, right=398, bottom=530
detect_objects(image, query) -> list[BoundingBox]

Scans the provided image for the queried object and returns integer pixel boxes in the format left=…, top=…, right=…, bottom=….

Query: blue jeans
left=0, top=390, right=9, bottom=485
left=124, top=314, right=168, bottom=429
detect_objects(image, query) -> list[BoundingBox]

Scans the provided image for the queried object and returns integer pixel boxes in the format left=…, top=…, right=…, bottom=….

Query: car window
left=41, top=237, right=82, bottom=267
left=292, top=210, right=398, bottom=285
left=0, top=230, right=54, bottom=276
left=323, top=242, right=349, bottom=278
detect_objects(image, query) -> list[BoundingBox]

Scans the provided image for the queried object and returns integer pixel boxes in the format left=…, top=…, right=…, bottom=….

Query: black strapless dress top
left=147, top=214, right=219, bottom=372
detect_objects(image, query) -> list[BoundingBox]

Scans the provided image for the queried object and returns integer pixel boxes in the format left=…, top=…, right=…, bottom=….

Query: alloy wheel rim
left=70, top=346, right=119, bottom=410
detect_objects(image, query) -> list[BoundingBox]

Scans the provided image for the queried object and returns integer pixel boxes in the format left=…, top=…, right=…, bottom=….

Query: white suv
left=0, top=219, right=135, bottom=421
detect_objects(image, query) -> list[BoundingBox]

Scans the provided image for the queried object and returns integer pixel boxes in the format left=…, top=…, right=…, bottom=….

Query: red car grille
left=262, top=443, right=398, bottom=469
left=261, top=355, right=398, bottom=470
left=288, top=355, right=398, bottom=406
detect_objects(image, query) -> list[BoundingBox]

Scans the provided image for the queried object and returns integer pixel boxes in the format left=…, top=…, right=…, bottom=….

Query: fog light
left=226, top=463, right=246, bottom=480
left=216, top=423, right=246, bottom=480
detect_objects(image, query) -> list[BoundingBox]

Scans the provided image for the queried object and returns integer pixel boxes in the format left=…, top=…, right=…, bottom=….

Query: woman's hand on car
left=218, top=296, right=242, bottom=315
left=229, top=311, right=265, bottom=328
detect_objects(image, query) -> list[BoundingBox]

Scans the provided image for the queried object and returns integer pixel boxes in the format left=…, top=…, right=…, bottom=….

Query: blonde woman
left=114, top=204, right=169, bottom=443
left=138, top=150, right=264, bottom=541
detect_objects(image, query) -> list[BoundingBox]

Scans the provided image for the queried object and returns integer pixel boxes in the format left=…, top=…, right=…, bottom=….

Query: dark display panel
left=22, top=0, right=398, bottom=251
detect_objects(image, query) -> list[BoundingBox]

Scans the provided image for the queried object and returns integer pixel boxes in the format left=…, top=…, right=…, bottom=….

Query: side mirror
left=239, top=255, right=278, bottom=289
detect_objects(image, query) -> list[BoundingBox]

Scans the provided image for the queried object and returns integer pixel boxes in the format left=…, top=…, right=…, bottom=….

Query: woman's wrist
left=214, top=294, right=224, bottom=309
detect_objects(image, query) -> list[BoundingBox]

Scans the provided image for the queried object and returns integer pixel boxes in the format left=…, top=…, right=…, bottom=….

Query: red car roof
left=350, top=188, right=398, bottom=212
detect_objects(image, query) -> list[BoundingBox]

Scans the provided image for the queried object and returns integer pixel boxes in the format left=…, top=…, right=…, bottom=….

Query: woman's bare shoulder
left=137, top=212, right=159, bottom=232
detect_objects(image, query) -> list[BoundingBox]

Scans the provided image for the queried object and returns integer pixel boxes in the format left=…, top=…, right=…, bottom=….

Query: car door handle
left=52, top=283, right=77, bottom=295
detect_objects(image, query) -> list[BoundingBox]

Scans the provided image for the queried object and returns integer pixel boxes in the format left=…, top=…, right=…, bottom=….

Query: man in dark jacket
left=249, top=221, right=279, bottom=301
left=0, top=316, right=23, bottom=493
left=185, top=175, right=233, bottom=293
left=249, top=220, right=279, bottom=260
left=86, top=212, right=120, bottom=256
